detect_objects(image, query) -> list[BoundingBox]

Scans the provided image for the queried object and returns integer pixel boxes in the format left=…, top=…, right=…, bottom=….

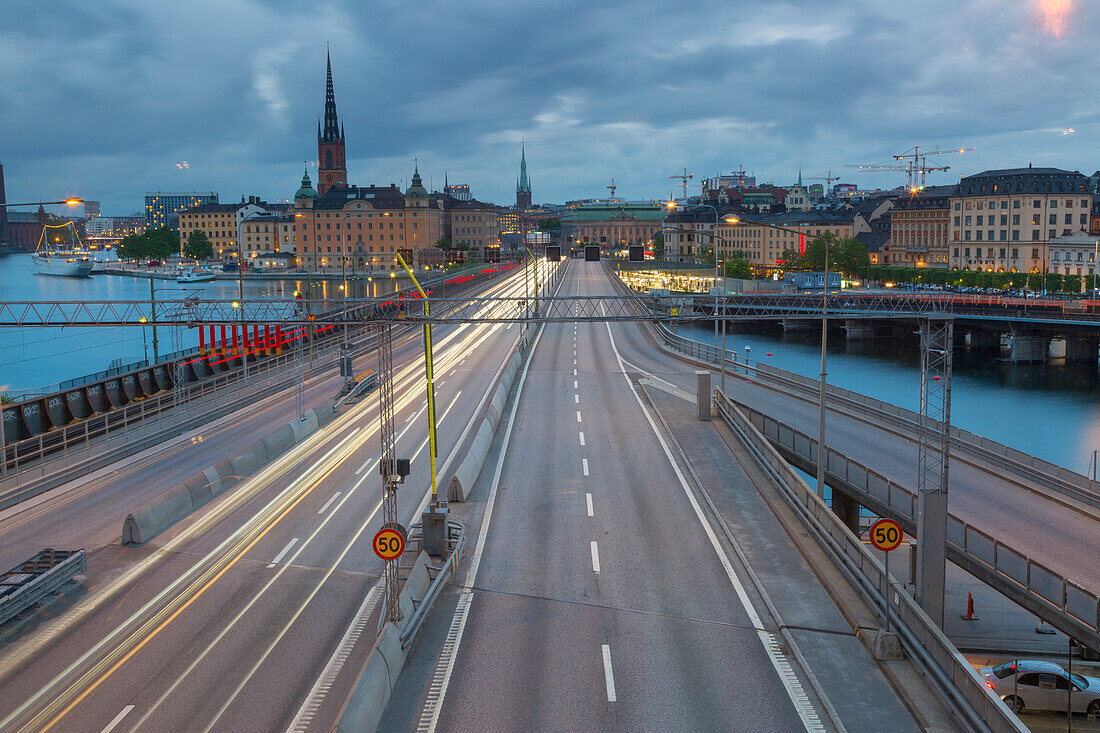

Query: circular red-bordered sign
left=373, top=526, right=406, bottom=560
left=869, top=518, right=903, bottom=552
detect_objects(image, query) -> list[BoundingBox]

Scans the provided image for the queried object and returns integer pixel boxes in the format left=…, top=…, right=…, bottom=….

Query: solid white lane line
left=267, top=538, right=299, bottom=569
left=601, top=645, right=617, bottom=702
left=317, top=492, right=342, bottom=515
left=578, top=431, right=585, bottom=446
left=574, top=394, right=579, bottom=404
left=100, top=705, right=135, bottom=733
left=576, top=411, right=582, bottom=423
left=582, top=458, right=589, bottom=476
left=586, top=493, right=594, bottom=516
left=590, top=541, right=600, bottom=573
left=604, top=322, right=823, bottom=732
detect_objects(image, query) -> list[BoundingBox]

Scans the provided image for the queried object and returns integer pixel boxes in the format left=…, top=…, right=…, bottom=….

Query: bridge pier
left=830, top=489, right=861, bottom=535
left=964, top=330, right=1000, bottom=350
left=843, top=320, right=876, bottom=340
left=1006, top=331, right=1048, bottom=363
left=1058, top=334, right=1099, bottom=362
left=781, top=319, right=814, bottom=333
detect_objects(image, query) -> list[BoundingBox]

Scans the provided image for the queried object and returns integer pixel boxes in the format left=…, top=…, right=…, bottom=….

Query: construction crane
left=807, top=171, right=842, bottom=198
left=668, top=168, right=693, bottom=200
left=847, top=145, right=975, bottom=191
left=606, top=179, right=617, bottom=201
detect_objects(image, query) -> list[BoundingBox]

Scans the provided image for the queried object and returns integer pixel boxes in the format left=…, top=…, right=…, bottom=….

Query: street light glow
left=64, top=198, right=84, bottom=206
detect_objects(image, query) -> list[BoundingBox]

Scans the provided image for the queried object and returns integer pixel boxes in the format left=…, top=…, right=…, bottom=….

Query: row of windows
left=955, top=198, right=1089, bottom=211
left=957, top=228, right=1075, bottom=242
left=957, top=214, right=1086, bottom=227
left=955, top=247, right=1038, bottom=259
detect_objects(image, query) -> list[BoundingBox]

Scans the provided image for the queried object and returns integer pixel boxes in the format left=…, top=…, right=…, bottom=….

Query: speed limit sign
left=869, top=518, right=903, bottom=552
left=373, top=525, right=407, bottom=560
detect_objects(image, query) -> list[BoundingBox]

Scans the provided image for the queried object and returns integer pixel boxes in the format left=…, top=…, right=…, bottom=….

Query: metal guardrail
left=0, top=549, right=86, bottom=626
left=653, top=322, right=1100, bottom=510
left=733, top=399, right=1100, bottom=654
left=714, top=392, right=1026, bottom=733
left=399, top=519, right=466, bottom=649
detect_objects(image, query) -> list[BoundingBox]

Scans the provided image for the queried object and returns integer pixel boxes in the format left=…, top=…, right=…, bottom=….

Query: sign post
left=869, top=518, right=903, bottom=634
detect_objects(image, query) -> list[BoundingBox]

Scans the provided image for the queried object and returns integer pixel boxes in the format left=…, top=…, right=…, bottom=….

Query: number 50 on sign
left=869, top=518, right=903, bottom=552
left=373, top=527, right=406, bottom=560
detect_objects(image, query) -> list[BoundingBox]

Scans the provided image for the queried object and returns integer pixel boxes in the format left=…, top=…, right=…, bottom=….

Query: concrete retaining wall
left=336, top=551, right=433, bottom=733
left=121, top=405, right=336, bottom=545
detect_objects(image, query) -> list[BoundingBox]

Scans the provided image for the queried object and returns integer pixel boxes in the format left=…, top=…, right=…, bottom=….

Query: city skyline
left=2, top=0, right=1098, bottom=213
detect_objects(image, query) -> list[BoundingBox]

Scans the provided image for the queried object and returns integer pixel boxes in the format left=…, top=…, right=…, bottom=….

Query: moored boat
left=32, top=222, right=94, bottom=277
left=176, top=267, right=217, bottom=283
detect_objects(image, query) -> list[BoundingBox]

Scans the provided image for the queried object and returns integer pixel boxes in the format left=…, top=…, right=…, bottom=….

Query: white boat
left=32, top=222, right=94, bottom=277
left=176, top=267, right=217, bottom=283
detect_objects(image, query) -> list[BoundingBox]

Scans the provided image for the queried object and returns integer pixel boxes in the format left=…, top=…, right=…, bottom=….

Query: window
left=1050, top=214, right=1057, bottom=225
left=1002, top=201, right=1008, bottom=209
left=1032, top=248, right=1040, bottom=259
left=1012, top=248, right=1019, bottom=258
left=1034, top=200, right=1042, bottom=208
left=1013, top=214, right=1020, bottom=225
left=976, top=231, right=983, bottom=241
left=954, top=203, right=961, bottom=211
left=1000, top=248, right=1006, bottom=258
left=1051, top=200, right=1059, bottom=208
left=976, top=247, right=982, bottom=257
left=965, top=215, right=972, bottom=226
left=953, top=247, right=959, bottom=257
left=977, top=215, right=984, bottom=226
left=1032, top=230, right=1040, bottom=240
left=964, top=247, right=971, bottom=257
left=1033, top=214, right=1041, bottom=225
left=1000, top=230, right=1007, bottom=241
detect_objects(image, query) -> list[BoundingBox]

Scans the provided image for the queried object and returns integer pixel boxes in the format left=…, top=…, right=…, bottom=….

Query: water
left=0, top=253, right=401, bottom=394
left=681, top=322, right=1100, bottom=476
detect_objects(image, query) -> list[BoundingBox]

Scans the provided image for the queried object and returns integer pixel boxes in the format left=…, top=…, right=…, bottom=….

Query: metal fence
left=714, top=392, right=1027, bottom=732
left=733, top=399, right=1100, bottom=653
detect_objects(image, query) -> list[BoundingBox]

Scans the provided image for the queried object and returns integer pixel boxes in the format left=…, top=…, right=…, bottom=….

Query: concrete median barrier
left=448, top=419, right=495, bottom=502
left=122, top=406, right=335, bottom=545
left=336, top=552, right=432, bottom=733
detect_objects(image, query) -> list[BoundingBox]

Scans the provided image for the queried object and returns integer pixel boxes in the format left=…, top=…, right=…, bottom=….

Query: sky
left=1, top=0, right=1098, bottom=215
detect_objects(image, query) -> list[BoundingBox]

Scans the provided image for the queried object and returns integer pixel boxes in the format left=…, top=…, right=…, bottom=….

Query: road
left=396, top=262, right=931, bottom=732
left=0, top=262, right=549, bottom=731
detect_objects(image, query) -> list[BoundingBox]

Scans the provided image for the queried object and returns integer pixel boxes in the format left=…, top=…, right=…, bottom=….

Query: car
left=980, top=660, right=1100, bottom=716
left=146, top=259, right=162, bottom=267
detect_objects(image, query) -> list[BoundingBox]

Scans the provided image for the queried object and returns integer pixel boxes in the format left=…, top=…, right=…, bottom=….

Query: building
left=449, top=198, right=499, bottom=260
left=179, top=202, right=246, bottom=259
left=444, top=183, right=471, bottom=201
left=888, top=186, right=953, bottom=268
left=808, top=183, right=825, bottom=202
left=145, top=191, right=218, bottom=229
left=516, top=143, right=532, bottom=209
left=241, top=213, right=297, bottom=259
left=1049, top=231, right=1100, bottom=284
left=561, top=202, right=664, bottom=251
left=702, top=170, right=755, bottom=191
left=1092, top=197, right=1100, bottom=235
left=851, top=195, right=896, bottom=235
left=784, top=172, right=811, bottom=212
left=784, top=271, right=841, bottom=290
left=83, top=200, right=101, bottom=218
left=948, top=166, right=1092, bottom=272
left=718, top=211, right=854, bottom=269
left=316, top=51, right=347, bottom=196
left=3, top=208, right=48, bottom=250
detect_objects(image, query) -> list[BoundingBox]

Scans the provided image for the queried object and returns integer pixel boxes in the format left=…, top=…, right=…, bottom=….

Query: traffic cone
left=960, top=592, right=980, bottom=620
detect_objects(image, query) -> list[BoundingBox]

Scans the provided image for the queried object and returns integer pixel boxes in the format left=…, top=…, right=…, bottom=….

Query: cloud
left=1, top=0, right=1099, bottom=211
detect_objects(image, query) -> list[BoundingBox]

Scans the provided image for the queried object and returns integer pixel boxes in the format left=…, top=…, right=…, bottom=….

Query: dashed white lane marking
left=438, top=380, right=446, bottom=388
left=578, top=431, right=585, bottom=446
left=573, top=368, right=577, bottom=376
left=574, top=380, right=578, bottom=389
left=586, top=493, right=594, bottom=516
left=317, top=491, right=342, bottom=514
left=582, top=458, right=589, bottom=476
left=574, top=394, right=579, bottom=404
left=267, top=537, right=299, bottom=569
left=590, top=541, right=601, bottom=573
left=100, top=705, right=135, bottom=733
left=576, top=411, right=582, bottom=423
left=601, top=645, right=617, bottom=702
left=574, top=358, right=577, bottom=365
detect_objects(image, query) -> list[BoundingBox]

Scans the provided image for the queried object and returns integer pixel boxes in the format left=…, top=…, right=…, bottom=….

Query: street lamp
left=725, top=213, right=831, bottom=499
left=0, top=198, right=84, bottom=209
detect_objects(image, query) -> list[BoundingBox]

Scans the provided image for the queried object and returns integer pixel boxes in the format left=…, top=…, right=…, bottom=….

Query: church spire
left=797, top=168, right=803, bottom=187
left=322, top=48, right=341, bottom=143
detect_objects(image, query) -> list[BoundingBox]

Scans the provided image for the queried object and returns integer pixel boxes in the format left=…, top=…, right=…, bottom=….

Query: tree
left=435, top=237, right=452, bottom=251
left=698, top=244, right=716, bottom=266
left=536, top=218, right=561, bottom=231
left=1063, top=274, right=1082, bottom=293
left=183, top=229, right=213, bottom=260
left=724, top=254, right=752, bottom=280
left=117, top=233, right=149, bottom=261
left=146, top=227, right=178, bottom=259
left=651, top=231, right=665, bottom=259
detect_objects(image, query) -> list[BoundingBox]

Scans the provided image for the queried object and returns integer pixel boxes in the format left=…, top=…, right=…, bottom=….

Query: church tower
left=317, top=50, right=347, bottom=195
left=516, top=142, right=531, bottom=209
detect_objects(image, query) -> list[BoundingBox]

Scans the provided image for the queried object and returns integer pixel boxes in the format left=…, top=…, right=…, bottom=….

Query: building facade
left=888, top=185, right=953, bottom=268
left=1049, top=231, right=1100, bottom=284
left=718, top=211, right=854, bottom=268
left=449, top=199, right=500, bottom=259
left=145, top=191, right=218, bottom=228
left=561, top=202, right=664, bottom=251
left=949, top=167, right=1092, bottom=272
left=178, top=202, right=246, bottom=259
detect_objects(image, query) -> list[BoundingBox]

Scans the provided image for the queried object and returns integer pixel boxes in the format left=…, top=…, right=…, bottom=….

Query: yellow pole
left=395, top=253, right=439, bottom=499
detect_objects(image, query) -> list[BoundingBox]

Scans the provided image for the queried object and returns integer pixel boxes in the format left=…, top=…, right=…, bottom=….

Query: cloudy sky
left=1, top=0, right=1097, bottom=215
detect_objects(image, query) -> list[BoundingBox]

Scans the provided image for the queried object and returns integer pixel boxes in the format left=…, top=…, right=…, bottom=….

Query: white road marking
left=438, top=380, right=446, bottom=388
left=582, top=458, right=589, bottom=476
left=318, top=491, right=342, bottom=514
left=267, top=538, right=299, bottom=568
left=601, top=645, right=617, bottom=702
left=590, top=541, right=600, bottom=573
left=576, top=411, right=582, bottom=423
left=574, top=380, right=578, bottom=389
left=573, top=368, right=577, bottom=376
left=586, top=493, right=594, bottom=516
left=604, top=322, right=824, bottom=732
left=574, top=394, right=580, bottom=404
left=100, top=705, right=135, bottom=733
left=578, top=431, right=585, bottom=446
left=574, top=358, right=577, bottom=365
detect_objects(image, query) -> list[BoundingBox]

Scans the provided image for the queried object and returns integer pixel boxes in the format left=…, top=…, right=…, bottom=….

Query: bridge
left=0, top=258, right=1084, bottom=731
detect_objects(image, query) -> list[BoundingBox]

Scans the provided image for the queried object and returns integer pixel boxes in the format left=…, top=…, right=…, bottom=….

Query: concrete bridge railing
left=715, top=390, right=1026, bottom=733
left=733, top=398, right=1100, bottom=655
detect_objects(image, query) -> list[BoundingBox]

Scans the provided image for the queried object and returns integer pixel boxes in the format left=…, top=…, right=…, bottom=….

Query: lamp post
left=0, top=198, right=84, bottom=209
left=236, top=212, right=273, bottom=386
left=724, top=214, right=832, bottom=499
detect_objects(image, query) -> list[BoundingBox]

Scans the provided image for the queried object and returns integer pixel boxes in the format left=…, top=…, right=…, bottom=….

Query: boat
left=176, top=267, right=217, bottom=283
left=31, top=222, right=94, bottom=277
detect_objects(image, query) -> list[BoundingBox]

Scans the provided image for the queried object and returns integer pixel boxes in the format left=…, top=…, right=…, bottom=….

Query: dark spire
left=322, top=49, right=340, bottom=143
left=517, top=140, right=530, bottom=194
left=317, top=117, right=322, bottom=138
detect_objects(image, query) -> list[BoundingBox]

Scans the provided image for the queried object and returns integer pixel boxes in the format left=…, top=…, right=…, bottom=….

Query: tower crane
left=847, top=145, right=975, bottom=191
left=807, top=171, right=842, bottom=198
left=606, top=179, right=617, bottom=201
left=668, top=168, right=693, bottom=200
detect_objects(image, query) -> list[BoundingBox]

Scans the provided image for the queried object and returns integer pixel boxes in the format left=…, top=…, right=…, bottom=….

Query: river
left=0, top=253, right=400, bottom=395
left=679, top=321, right=1100, bottom=476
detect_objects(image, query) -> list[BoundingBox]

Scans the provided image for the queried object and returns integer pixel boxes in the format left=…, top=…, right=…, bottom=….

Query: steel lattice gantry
left=0, top=293, right=944, bottom=327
